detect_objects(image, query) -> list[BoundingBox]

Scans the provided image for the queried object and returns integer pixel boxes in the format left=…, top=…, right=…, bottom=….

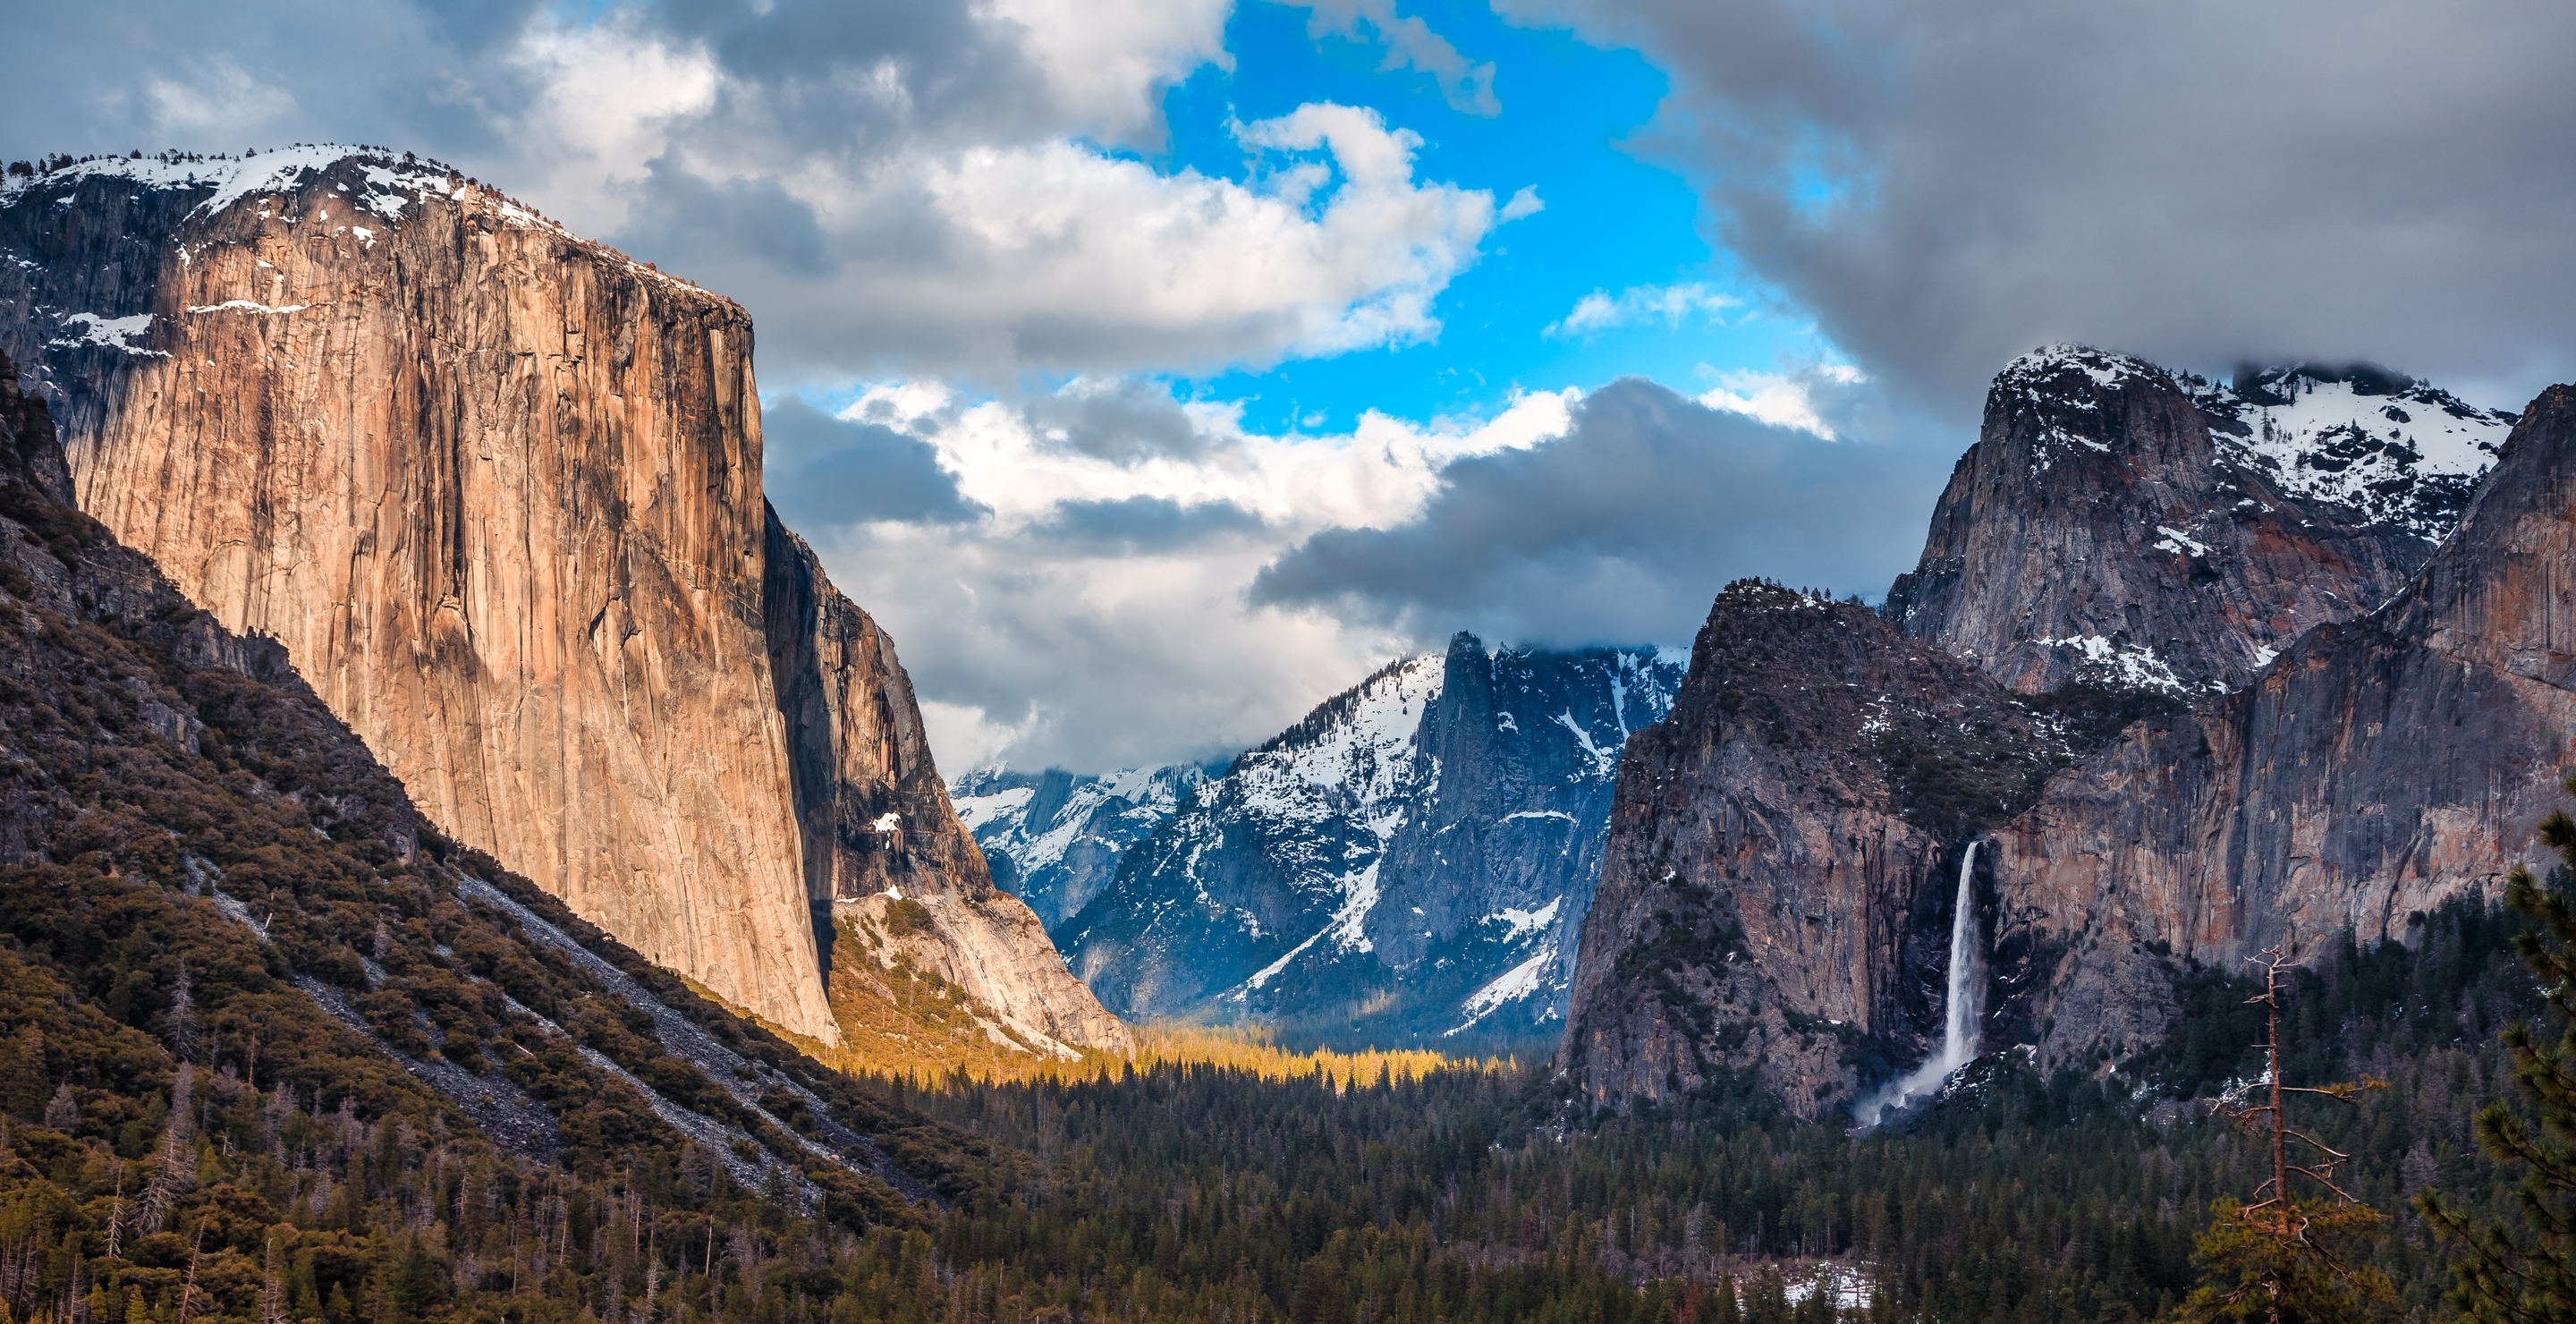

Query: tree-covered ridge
left=0, top=354, right=999, bottom=1324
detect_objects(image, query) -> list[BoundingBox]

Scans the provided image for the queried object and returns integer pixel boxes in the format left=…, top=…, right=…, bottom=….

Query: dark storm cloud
left=1032, top=496, right=1268, bottom=553
left=1251, top=378, right=1949, bottom=646
left=1503, top=0, right=2576, bottom=412
left=763, top=396, right=986, bottom=528
left=1020, top=379, right=1216, bottom=466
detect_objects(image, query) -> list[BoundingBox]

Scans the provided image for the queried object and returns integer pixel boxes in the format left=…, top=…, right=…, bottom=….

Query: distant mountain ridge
left=1019, top=634, right=1684, bottom=1048
left=952, top=763, right=1213, bottom=930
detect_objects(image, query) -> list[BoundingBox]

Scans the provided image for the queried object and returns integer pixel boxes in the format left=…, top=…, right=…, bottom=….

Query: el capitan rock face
left=0, top=149, right=830, bottom=1040
left=1885, top=346, right=2501, bottom=696
left=1991, top=382, right=2576, bottom=1065
left=0, top=148, right=1124, bottom=1055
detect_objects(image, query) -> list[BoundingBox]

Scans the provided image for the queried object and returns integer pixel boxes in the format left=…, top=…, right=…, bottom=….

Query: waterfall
left=1854, top=842, right=1984, bottom=1127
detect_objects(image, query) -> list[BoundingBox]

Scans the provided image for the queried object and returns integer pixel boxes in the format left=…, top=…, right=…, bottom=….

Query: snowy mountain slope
left=2189, top=362, right=2515, bottom=541
left=1886, top=346, right=2512, bottom=697
left=1058, top=635, right=1684, bottom=1048
left=952, top=763, right=1209, bottom=929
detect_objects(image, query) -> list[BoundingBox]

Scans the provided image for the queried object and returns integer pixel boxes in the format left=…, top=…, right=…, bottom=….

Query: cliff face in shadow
left=1991, top=383, right=2576, bottom=1065
left=1559, top=584, right=2088, bottom=1116
left=0, top=148, right=1124, bottom=1055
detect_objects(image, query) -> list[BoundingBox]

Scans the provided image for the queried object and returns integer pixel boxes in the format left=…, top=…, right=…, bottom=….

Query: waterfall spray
left=1855, top=842, right=1985, bottom=1126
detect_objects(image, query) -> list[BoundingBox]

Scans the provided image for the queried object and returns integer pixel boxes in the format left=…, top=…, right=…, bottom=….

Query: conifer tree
left=2424, top=773, right=2576, bottom=1324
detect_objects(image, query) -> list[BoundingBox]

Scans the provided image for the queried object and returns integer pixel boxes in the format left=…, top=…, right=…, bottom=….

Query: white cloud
left=784, top=102, right=1498, bottom=373
left=1499, top=185, right=1544, bottom=221
left=458, top=11, right=1505, bottom=384
left=1695, top=362, right=1864, bottom=438
left=508, top=18, right=721, bottom=235
left=798, top=378, right=1579, bottom=770
left=988, top=0, right=1235, bottom=141
left=1543, top=281, right=1739, bottom=338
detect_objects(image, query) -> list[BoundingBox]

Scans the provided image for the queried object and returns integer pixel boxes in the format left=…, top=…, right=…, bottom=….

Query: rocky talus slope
left=1067, top=635, right=1681, bottom=1048
left=0, top=148, right=1123, bottom=1057
left=1885, top=346, right=2505, bottom=695
left=0, top=346, right=960, bottom=1218
left=1992, top=382, right=2576, bottom=1065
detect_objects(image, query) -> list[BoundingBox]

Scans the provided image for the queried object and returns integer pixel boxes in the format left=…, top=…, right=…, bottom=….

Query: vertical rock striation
left=0, top=149, right=834, bottom=1041
left=1991, top=383, right=2576, bottom=1064
left=0, top=148, right=1123, bottom=1056
left=1885, top=345, right=2495, bottom=695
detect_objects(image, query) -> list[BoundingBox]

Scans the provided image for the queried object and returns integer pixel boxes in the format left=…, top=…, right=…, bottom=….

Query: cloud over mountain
left=1502, top=0, right=2576, bottom=410
left=1252, top=376, right=1945, bottom=645
left=10, top=0, right=1506, bottom=385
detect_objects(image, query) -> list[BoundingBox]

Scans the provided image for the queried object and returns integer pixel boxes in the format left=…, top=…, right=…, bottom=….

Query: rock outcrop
left=767, top=515, right=1132, bottom=1055
left=1568, top=351, right=2568, bottom=1117
left=0, top=147, right=1125, bottom=1056
left=1885, top=346, right=2504, bottom=695
left=1990, top=382, right=2576, bottom=1065
left=1068, top=636, right=1682, bottom=1047
left=0, top=345, right=957, bottom=1210
left=1558, top=584, right=2096, bottom=1114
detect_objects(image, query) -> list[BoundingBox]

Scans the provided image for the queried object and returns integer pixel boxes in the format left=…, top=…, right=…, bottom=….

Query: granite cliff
left=0, top=345, right=954, bottom=1210
left=1566, top=346, right=2552, bottom=1118
left=1557, top=584, right=2112, bottom=1113
left=1885, top=346, right=2508, bottom=695
left=1991, top=381, right=2576, bottom=1066
left=0, top=148, right=1123, bottom=1057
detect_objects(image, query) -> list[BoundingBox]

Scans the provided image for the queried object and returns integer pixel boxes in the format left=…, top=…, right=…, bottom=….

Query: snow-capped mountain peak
left=2192, top=362, right=2515, bottom=541
left=950, top=762, right=1209, bottom=929
left=1052, top=634, right=1685, bottom=1048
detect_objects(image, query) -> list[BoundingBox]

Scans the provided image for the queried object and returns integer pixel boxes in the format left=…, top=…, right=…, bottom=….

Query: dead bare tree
left=2165, top=939, right=2394, bottom=1324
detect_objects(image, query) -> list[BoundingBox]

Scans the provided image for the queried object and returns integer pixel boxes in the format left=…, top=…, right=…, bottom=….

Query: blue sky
left=1155, top=1, right=1815, bottom=434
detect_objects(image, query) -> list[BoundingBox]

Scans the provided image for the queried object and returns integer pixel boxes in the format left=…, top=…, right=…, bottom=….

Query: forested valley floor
left=0, top=851, right=2542, bottom=1324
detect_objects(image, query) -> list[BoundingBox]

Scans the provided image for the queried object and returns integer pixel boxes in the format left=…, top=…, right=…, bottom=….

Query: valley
left=2, top=143, right=2570, bottom=1324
